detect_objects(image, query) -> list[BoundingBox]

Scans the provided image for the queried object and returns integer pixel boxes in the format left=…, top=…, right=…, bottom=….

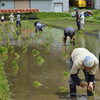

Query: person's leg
left=11, top=20, right=13, bottom=24
left=35, top=27, right=38, bottom=33
left=16, top=21, right=18, bottom=28
left=19, top=21, right=21, bottom=28
left=39, top=28, right=43, bottom=31
left=63, top=36, right=66, bottom=46
left=80, top=22, right=82, bottom=30
left=69, top=57, right=76, bottom=96
left=71, top=35, right=75, bottom=45
left=77, top=21, right=80, bottom=30
left=81, top=23, right=84, bottom=31
left=83, top=69, right=95, bottom=96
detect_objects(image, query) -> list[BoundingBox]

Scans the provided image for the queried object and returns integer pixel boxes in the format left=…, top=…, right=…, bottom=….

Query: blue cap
left=74, top=8, right=77, bottom=11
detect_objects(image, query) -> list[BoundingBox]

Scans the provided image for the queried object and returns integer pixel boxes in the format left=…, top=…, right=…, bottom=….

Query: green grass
left=37, top=19, right=100, bottom=34
left=0, top=62, right=10, bottom=100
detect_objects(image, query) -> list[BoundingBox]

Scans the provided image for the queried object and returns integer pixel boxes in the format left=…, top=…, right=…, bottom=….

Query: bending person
left=63, top=27, right=75, bottom=46
left=34, top=21, right=43, bottom=33
left=69, top=48, right=99, bottom=96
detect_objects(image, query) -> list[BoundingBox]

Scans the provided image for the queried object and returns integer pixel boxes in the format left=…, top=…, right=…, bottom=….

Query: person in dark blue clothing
left=63, top=27, right=75, bottom=46
left=74, top=8, right=80, bottom=30
left=16, top=11, right=21, bottom=28
left=34, top=21, right=43, bottom=33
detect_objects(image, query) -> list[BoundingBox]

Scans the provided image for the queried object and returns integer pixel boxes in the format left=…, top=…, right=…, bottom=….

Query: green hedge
left=0, top=12, right=38, bottom=20
left=37, top=12, right=71, bottom=19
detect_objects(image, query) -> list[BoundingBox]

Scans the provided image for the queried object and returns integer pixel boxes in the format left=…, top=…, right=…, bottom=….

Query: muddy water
left=1, top=24, right=100, bottom=100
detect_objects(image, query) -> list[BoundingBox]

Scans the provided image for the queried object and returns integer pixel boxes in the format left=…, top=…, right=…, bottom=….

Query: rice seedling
left=22, top=46, right=27, bottom=53
left=78, top=30, right=83, bottom=34
left=12, top=31, right=17, bottom=39
left=0, top=61, right=10, bottom=100
left=33, top=81, right=42, bottom=88
left=37, top=56, right=44, bottom=61
left=18, top=36, right=22, bottom=43
left=48, top=24, right=52, bottom=28
left=12, top=60, right=18, bottom=76
left=62, top=52, right=69, bottom=60
left=5, top=34, right=8, bottom=40
left=59, top=86, right=67, bottom=92
left=12, top=65, right=18, bottom=76
left=1, top=31, right=4, bottom=35
left=12, top=60, right=18, bottom=67
left=25, top=40, right=28, bottom=47
left=0, top=54, right=8, bottom=62
left=6, top=27, right=9, bottom=32
left=32, top=49, right=39, bottom=57
left=4, top=24, right=7, bottom=27
left=0, top=36, right=2, bottom=43
left=26, top=33, right=29, bottom=40
left=0, top=27, right=2, bottom=31
left=34, top=34, right=37, bottom=40
left=62, top=52, right=68, bottom=57
left=6, top=38, right=10, bottom=48
left=46, top=42, right=50, bottom=47
left=46, top=46, right=50, bottom=53
left=10, top=46, right=14, bottom=54
left=63, top=72, right=70, bottom=77
left=92, top=91, right=98, bottom=96
left=37, top=56, right=45, bottom=66
left=0, top=46, right=8, bottom=55
left=15, top=53, right=20, bottom=60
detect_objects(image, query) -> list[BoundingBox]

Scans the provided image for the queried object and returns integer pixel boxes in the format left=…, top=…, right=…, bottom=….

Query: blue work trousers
left=16, top=21, right=21, bottom=28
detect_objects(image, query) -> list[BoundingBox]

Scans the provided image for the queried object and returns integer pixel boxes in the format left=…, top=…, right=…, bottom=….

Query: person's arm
left=71, top=74, right=87, bottom=87
left=63, top=35, right=66, bottom=46
left=70, top=74, right=81, bottom=86
left=88, top=82, right=93, bottom=92
left=70, top=35, right=75, bottom=42
left=78, top=13, right=80, bottom=22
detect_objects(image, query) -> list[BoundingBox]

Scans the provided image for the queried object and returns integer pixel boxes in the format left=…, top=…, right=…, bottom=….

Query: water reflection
left=16, top=28, right=21, bottom=35
left=99, top=31, right=100, bottom=42
left=2, top=26, right=100, bottom=100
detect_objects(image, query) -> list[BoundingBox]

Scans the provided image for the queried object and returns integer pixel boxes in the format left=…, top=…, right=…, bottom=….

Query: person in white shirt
left=80, top=12, right=85, bottom=31
left=16, top=11, right=21, bottom=28
left=69, top=48, right=99, bottom=96
left=9, top=13, right=14, bottom=24
left=1, top=15, right=4, bottom=22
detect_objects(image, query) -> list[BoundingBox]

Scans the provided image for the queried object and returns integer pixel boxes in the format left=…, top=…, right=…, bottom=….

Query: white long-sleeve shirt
left=70, top=48, right=99, bottom=75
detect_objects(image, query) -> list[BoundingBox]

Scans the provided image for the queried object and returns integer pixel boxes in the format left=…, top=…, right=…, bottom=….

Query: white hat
left=18, top=11, right=20, bottom=13
left=83, top=56, right=94, bottom=67
left=81, top=12, right=84, bottom=16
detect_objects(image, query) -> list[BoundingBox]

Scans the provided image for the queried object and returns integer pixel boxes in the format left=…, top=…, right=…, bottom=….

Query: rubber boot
left=70, top=85, right=76, bottom=97
left=87, top=82, right=95, bottom=96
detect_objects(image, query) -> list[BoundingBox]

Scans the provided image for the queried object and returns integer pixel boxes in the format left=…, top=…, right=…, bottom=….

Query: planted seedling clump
left=0, top=46, right=8, bottom=55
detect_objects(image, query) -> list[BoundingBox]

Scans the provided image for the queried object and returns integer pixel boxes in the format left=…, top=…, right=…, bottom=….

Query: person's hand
left=88, top=82, right=93, bottom=92
left=97, top=68, right=100, bottom=81
left=70, top=39, right=73, bottom=43
left=79, top=82, right=87, bottom=88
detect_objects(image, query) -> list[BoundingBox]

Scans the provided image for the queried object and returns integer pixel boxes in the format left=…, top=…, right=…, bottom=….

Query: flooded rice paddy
left=1, top=23, right=100, bottom=100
